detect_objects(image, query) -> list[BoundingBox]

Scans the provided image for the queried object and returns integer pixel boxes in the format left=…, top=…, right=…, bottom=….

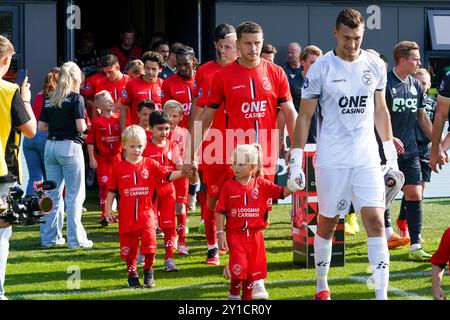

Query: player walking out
left=288, top=9, right=396, bottom=300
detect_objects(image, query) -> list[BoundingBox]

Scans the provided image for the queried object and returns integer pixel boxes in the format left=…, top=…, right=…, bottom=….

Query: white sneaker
left=68, top=240, right=93, bottom=249
left=0, top=295, right=8, bottom=300
left=252, top=279, right=269, bottom=300
left=177, top=244, right=189, bottom=255
left=227, top=293, right=241, bottom=300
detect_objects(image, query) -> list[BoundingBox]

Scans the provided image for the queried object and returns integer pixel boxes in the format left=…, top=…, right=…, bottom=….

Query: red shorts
left=227, top=229, right=267, bottom=281
left=119, top=227, right=156, bottom=260
left=173, top=177, right=188, bottom=204
left=96, top=154, right=121, bottom=187
left=155, top=184, right=176, bottom=229
left=204, top=164, right=234, bottom=198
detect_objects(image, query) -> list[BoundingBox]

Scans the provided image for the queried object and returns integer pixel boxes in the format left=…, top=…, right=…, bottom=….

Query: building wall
left=24, top=2, right=57, bottom=100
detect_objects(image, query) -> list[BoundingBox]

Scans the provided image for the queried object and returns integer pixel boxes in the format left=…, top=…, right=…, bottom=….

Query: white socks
left=385, top=227, right=394, bottom=240
left=367, top=237, right=390, bottom=300
left=314, top=235, right=332, bottom=293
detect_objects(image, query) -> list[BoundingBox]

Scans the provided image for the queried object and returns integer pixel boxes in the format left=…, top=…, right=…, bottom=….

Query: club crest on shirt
left=156, top=88, right=163, bottom=97
left=231, top=208, right=237, bottom=218
left=337, top=199, right=348, bottom=210
left=251, top=188, right=259, bottom=200
left=101, top=175, right=108, bottom=183
left=409, top=85, right=418, bottom=96
left=362, top=73, right=373, bottom=86
left=232, top=264, right=242, bottom=276
left=303, top=77, right=309, bottom=89
left=122, top=89, right=128, bottom=99
left=262, top=79, right=272, bottom=91
left=141, top=168, right=149, bottom=179
left=124, top=188, right=130, bottom=197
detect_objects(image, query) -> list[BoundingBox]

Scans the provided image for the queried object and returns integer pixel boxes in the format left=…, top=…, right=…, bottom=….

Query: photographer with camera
left=0, top=35, right=36, bottom=300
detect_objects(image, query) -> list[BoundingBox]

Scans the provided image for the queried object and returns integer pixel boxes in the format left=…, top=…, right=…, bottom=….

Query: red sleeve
left=431, top=228, right=450, bottom=267
left=149, top=158, right=173, bottom=181
left=276, top=67, right=292, bottom=104
left=260, top=177, right=285, bottom=200
left=193, top=67, right=204, bottom=98
left=120, top=80, right=133, bottom=105
left=171, top=141, right=183, bottom=166
left=196, top=80, right=210, bottom=108
left=215, top=181, right=229, bottom=215
left=205, top=72, right=224, bottom=109
left=32, top=91, right=45, bottom=120
left=108, top=161, right=119, bottom=193
left=85, top=119, right=96, bottom=145
left=161, top=78, right=171, bottom=104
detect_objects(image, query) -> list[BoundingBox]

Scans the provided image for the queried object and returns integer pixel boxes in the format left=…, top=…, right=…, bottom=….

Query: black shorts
left=419, top=159, right=432, bottom=183
left=398, top=156, right=422, bottom=186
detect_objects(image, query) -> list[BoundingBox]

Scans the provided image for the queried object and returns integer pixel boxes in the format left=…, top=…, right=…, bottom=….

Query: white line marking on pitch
left=9, top=271, right=431, bottom=300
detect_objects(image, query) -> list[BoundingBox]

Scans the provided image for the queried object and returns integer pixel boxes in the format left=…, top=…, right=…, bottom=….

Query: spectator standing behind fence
left=38, top=61, right=93, bottom=249
left=23, top=67, right=59, bottom=195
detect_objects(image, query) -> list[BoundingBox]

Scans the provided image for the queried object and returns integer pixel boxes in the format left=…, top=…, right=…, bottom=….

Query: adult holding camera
left=0, top=35, right=36, bottom=300
left=38, top=61, right=93, bottom=249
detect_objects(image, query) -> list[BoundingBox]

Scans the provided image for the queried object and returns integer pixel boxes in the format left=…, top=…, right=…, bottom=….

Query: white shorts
left=315, top=165, right=385, bottom=218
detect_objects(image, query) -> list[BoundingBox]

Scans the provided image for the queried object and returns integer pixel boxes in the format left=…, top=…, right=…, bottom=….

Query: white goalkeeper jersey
left=302, top=49, right=387, bottom=169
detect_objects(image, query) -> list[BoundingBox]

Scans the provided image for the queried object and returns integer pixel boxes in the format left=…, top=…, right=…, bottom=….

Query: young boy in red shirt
left=164, top=100, right=199, bottom=255
left=86, top=91, right=123, bottom=226
left=216, top=144, right=293, bottom=300
left=146, top=110, right=184, bottom=271
left=105, top=125, right=188, bottom=288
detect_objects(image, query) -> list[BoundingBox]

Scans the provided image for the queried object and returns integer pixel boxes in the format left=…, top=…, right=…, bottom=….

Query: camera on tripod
left=0, top=178, right=56, bottom=225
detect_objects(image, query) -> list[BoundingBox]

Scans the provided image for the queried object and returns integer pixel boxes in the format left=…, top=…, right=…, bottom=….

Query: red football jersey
left=195, top=61, right=228, bottom=164
left=205, top=59, right=292, bottom=168
left=431, top=228, right=450, bottom=267
left=120, top=76, right=164, bottom=125
left=86, top=115, right=123, bottom=158
left=143, top=140, right=181, bottom=187
left=141, top=129, right=153, bottom=157
left=193, top=61, right=221, bottom=99
left=108, top=157, right=172, bottom=234
left=169, top=126, right=188, bottom=161
left=215, top=177, right=284, bottom=231
left=81, top=72, right=107, bottom=99
left=161, top=73, right=195, bottom=128
left=95, top=74, right=130, bottom=102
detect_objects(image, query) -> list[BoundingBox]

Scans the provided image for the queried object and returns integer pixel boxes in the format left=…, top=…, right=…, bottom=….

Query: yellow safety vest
left=0, top=79, right=22, bottom=183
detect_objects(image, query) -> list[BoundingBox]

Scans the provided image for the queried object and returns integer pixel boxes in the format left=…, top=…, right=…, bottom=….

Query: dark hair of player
left=214, top=23, right=236, bottom=42
left=100, top=54, right=119, bottom=68
left=149, top=109, right=171, bottom=127
left=141, top=51, right=165, bottom=69
left=151, top=40, right=170, bottom=52
left=138, top=99, right=156, bottom=113
left=335, top=8, right=365, bottom=29
left=236, top=21, right=263, bottom=39
left=261, top=43, right=277, bottom=55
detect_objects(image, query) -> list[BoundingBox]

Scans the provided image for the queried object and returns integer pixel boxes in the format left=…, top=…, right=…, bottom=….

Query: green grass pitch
left=4, top=191, right=449, bottom=300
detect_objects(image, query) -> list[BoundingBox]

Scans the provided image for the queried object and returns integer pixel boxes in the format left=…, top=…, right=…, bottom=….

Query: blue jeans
left=23, top=131, right=47, bottom=195
left=40, top=140, right=90, bottom=248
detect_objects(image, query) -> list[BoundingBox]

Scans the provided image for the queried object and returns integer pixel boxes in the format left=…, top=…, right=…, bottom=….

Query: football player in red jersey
left=119, top=51, right=165, bottom=130
left=216, top=144, right=292, bottom=300
left=145, top=110, right=184, bottom=271
left=110, top=26, right=142, bottom=72
left=137, top=99, right=156, bottom=157
left=431, top=228, right=450, bottom=300
left=186, top=21, right=297, bottom=265
left=161, top=46, right=196, bottom=129
left=189, top=24, right=239, bottom=267
left=95, top=54, right=130, bottom=118
left=86, top=91, right=123, bottom=226
left=105, top=125, right=187, bottom=288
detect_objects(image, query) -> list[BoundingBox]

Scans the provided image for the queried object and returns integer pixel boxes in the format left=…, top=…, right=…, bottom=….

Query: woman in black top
left=38, top=61, right=93, bottom=249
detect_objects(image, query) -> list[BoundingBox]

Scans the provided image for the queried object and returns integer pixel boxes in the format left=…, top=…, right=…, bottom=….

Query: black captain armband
left=207, top=104, right=221, bottom=110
